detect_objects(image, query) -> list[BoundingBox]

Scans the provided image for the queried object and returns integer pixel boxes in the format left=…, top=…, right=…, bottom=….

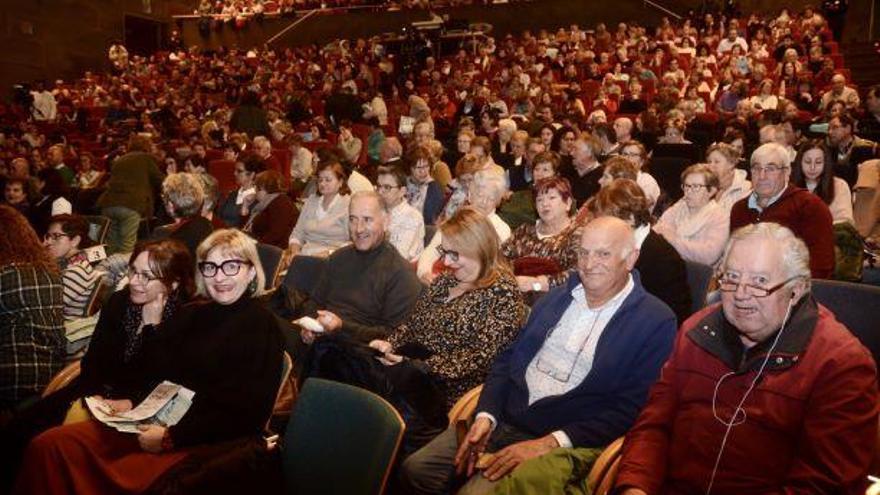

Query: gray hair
left=718, top=223, right=812, bottom=292
left=198, top=173, right=220, bottom=212
left=470, top=166, right=509, bottom=210
left=750, top=142, right=791, bottom=168
left=162, top=173, right=205, bottom=218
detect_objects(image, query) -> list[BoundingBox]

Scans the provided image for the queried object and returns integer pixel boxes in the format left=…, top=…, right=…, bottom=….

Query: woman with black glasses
left=13, top=229, right=284, bottom=494
left=2, top=237, right=194, bottom=491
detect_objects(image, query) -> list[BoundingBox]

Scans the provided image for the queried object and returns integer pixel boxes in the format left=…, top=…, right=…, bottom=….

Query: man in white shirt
left=716, top=28, right=748, bottom=56
left=377, top=165, right=424, bottom=262
left=400, top=217, right=677, bottom=494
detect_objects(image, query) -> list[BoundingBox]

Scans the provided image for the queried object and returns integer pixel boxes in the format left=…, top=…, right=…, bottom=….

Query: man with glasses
left=401, top=217, right=676, bottom=494
left=376, top=165, right=424, bottom=262
left=730, top=142, right=834, bottom=278
left=615, top=222, right=878, bottom=495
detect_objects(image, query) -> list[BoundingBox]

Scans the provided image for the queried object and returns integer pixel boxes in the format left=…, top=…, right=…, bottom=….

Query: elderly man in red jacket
left=615, top=222, right=879, bottom=495
left=729, top=142, right=835, bottom=278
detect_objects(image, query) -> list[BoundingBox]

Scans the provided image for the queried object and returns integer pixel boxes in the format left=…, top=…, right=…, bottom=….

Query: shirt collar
left=747, top=186, right=787, bottom=212
left=570, top=273, right=634, bottom=311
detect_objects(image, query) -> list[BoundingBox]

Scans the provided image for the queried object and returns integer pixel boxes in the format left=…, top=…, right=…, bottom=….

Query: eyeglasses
left=681, top=183, right=710, bottom=192
left=127, top=268, right=159, bottom=283
left=198, top=259, right=251, bottom=278
left=717, top=274, right=801, bottom=298
left=43, top=232, right=69, bottom=242
left=376, top=184, right=401, bottom=192
left=436, top=245, right=460, bottom=263
left=750, top=165, right=788, bottom=175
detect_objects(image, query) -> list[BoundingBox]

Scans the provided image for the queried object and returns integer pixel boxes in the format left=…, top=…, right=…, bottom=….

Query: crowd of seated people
left=2, top=4, right=880, bottom=493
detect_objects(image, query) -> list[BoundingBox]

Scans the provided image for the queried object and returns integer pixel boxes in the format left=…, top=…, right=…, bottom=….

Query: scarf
left=121, top=290, right=182, bottom=362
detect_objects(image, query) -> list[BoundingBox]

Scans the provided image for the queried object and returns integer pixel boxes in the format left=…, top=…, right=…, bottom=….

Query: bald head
left=577, top=216, right=639, bottom=308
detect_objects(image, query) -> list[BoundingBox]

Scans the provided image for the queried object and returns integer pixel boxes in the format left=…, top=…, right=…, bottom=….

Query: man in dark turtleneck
left=299, top=191, right=423, bottom=345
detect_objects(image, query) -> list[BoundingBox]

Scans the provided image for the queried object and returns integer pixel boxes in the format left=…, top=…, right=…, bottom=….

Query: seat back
left=586, top=436, right=625, bottom=494
left=685, top=260, right=714, bottom=317
left=42, top=361, right=82, bottom=397
left=84, top=215, right=111, bottom=244
left=282, top=255, right=327, bottom=297
left=811, top=279, right=880, bottom=368
left=257, top=243, right=284, bottom=289
left=282, top=378, right=404, bottom=495
left=208, top=159, right=238, bottom=195
left=648, top=155, right=693, bottom=203
left=447, top=385, right=482, bottom=425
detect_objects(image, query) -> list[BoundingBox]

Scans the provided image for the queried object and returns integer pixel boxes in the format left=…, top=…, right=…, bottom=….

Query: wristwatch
left=532, top=281, right=542, bottom=292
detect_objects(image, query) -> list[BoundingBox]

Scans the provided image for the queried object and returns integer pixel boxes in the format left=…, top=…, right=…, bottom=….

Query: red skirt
left=13, top=420, right=189, bottom=495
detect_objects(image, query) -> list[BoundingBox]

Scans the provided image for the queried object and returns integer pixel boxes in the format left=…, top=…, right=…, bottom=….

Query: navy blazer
left=476, top=270, right=677, bottom=447
left=421, top=181, right=444, bottom=226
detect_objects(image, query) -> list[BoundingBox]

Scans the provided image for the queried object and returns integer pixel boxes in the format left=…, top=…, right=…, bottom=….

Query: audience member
left=288, top=161, right=352, bottom=257
left=791, top=140, right=854, bottom=225
left=377, top=165, right=425, bottom=262
left=153, top=173, right=214, bottom=255
left=242, top=169, right=298, bottom=249
left=42, top=214, right=105, bottom=319
left=730, top=142, right=835, bottom=278
left=400, top=217, right=677, bottom=494
left=615, top=223, right=879, bottom=494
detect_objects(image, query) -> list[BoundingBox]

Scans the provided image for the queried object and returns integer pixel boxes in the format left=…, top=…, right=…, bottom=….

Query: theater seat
left=811, top=279, right=880, bottom=368
left=42, top=361, right=81, bottom=398
left=257, top=243, right=284, bottom=290
left=586, top=436, right=625, bottom=495
left=282, top=255, right=327, bottom=297
left=447, top=385, right=482, bottom=425
left=282, top=378, right=404, bottom=495
left=685, top=260, right=714, bottom=317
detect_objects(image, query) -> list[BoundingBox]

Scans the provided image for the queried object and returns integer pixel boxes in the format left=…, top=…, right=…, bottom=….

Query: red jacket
left=615, top=300, right=878, bottom=495
left=729, top=185, right=835, bottom=279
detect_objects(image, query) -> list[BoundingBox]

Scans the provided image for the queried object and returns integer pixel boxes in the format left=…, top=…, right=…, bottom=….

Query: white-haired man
left=616, top=222, right=879, bottom=494
left=729, top=143, right=834, bottom=278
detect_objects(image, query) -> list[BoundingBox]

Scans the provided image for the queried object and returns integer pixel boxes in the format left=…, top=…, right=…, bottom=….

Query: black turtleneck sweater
left=304, top=241, right=423, bottom=343
left=140, top=295, right=284, bottom=448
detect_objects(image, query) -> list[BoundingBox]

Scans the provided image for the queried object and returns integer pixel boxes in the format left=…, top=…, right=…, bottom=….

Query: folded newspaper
left=85, top=381, right=195, bottom=433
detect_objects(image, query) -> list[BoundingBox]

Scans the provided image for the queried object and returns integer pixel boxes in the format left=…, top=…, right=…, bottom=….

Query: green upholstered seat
left=282, top=378, right=405, bottom=495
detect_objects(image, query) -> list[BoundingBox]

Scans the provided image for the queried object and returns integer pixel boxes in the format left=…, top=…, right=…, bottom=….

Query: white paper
left=85, top=381, right=195, bottom=433
left=293, top=316, right=325, bottom=333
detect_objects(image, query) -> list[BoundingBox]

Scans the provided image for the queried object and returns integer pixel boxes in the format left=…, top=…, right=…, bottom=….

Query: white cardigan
left=654, top=199, right=730, bottom=266
left=289, top=194, right=351, bottom=256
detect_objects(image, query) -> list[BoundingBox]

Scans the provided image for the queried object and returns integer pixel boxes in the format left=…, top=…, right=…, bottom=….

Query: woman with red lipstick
left=13, top=230, right=284, bottom=494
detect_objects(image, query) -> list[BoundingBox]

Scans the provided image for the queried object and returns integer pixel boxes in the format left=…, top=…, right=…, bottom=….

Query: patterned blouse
left=501, top=220, right=582, bottom=288
left=387, top=272, right=526, bottom=409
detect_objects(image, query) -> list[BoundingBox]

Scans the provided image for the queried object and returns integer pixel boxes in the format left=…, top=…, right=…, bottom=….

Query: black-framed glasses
left=43, top=232, right=69, bottom=242
left=436, top=245, right=460, bottom=263
left=127, top=268, right=159, bottom=283
left=717, top=274, right=801, bottom=298
left=198, top=259, right=251, bottom=278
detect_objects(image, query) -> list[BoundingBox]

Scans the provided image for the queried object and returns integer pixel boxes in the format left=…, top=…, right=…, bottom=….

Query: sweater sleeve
left=779, top=342, right=879, bottom=494
left=289, top=196, right=315, bottom=246
left=665, top=208, right=730, bottom=266
left=78, top=291, right=125, bottom=394
left=168, top=309, right=283, bottom=448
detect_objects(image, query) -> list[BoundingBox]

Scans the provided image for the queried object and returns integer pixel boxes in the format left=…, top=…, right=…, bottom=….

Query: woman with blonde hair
left=371, top=207, right=525, bottom=410
left=14, top=229, right=284, bottom=494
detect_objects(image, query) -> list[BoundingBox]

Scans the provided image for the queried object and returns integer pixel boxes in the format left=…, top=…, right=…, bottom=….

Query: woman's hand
left=316, top=310, right=343, bottom=333
left=137, top=424, right=168, bottom=453
left=369, top=340, right=393, bottom=354
left=142, top=292, right=166, bottom=326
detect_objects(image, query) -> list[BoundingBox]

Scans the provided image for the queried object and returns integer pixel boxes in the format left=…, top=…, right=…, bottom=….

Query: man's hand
left=481, top=435, right=559, bottom=481
left=369, top=340, right=393, bottom=354
left=316, top=310, right=343, bottom=333
left=300, top=328, right=317, bottom=345
left=137, top=424, right=168, bottom=453
left=454, top=417, right=493, bottom=477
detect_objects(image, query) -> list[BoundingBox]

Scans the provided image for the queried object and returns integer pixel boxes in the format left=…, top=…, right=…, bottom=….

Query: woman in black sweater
left=1, top=238, right=194, bottom=491
left=13, top=230, right=284, bottom=494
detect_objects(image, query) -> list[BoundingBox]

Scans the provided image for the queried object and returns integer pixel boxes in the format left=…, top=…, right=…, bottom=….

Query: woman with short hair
left=706, top=142, right=751, bottom=212
left=152, top=173, right=214, bottom=256
left=14, top=230, right=284, bottom=495
left=502, top=177, right=581, bottom=297
left=288, top=161, right=351, bottom=257
left=42, top=214, right=104, bottom=320
left=218, top=155, right=265, bottom=228
left=654, top=164, right=730, bottom=265
left=242, top=169, right=298, bottom=249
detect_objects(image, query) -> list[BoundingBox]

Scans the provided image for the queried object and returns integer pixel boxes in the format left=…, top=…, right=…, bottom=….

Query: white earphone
left=705, top=294, right=797, bottom=495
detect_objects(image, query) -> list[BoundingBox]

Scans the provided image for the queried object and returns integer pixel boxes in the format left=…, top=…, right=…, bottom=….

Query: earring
left=247, top=277, right=258, bottom=294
